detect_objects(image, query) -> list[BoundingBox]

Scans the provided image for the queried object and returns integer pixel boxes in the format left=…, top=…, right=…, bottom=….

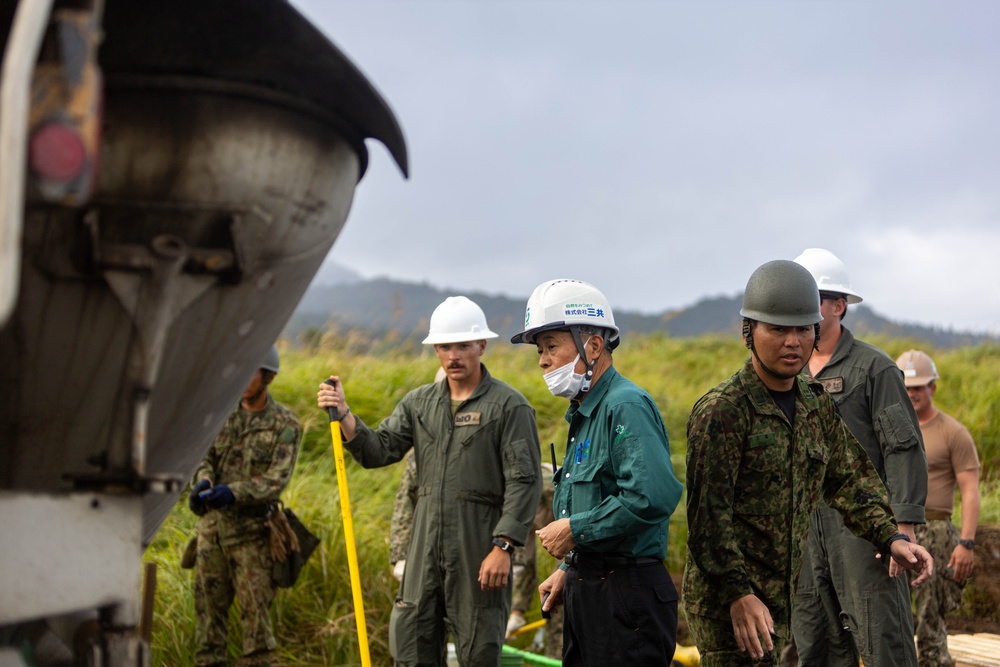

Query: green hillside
left=147, top=335, right=1000, bottom=666
left=290, top=278, right=999, bottom=350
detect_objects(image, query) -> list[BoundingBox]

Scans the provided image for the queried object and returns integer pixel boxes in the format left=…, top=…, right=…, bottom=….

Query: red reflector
left=29, top=122, right=86, bottom=182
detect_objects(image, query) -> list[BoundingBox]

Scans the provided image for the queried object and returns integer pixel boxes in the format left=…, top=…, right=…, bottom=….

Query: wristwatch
left=886, top=533, right=911, bottom=547
left=958, top=538, right=976, bottom=550
left=492, top=537, right=514, bottom=555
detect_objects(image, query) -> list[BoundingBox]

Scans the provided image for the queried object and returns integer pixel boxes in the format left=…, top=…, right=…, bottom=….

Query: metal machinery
left=0, top=1, right=408, bottom=664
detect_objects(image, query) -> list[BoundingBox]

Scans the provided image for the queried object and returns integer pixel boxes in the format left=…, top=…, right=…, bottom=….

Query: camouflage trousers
left=687, top=611, right=787, bottom=667
left=511, top=534, right=535, bottom=613
left=194, top=530, right=277, bottom=667
left=510, top=537, right=564, bottom=659
left=912, top=520, right=965, bottom=667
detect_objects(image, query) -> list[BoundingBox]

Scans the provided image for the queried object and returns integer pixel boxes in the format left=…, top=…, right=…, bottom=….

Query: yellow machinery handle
left=325, top=380, right=371, bottom=667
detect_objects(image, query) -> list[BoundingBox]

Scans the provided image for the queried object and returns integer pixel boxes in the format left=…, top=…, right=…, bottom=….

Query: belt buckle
left=565, top=550, right=579, bottom=567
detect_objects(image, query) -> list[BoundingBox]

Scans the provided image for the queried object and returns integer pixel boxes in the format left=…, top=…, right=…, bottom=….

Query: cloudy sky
left=293, top=0, right=1000, bottom=335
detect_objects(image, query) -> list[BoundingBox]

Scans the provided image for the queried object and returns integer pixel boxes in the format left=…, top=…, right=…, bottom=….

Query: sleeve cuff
left=891, top=503, right=926, bottom=525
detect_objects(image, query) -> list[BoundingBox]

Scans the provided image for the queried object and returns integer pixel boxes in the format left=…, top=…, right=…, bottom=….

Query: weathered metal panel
left=0, top=0, right=407, bottom=551
left=0, top=492, right=142, bottom=625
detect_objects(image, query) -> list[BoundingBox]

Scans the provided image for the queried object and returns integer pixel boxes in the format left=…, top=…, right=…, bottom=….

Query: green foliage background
left=146, top=334, right=1000, bottom=666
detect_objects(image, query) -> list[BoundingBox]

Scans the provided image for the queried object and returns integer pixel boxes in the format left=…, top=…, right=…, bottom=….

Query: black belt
left=564, top=550, right=662, bottom=570
left=235, top=503, right=271, bottom=518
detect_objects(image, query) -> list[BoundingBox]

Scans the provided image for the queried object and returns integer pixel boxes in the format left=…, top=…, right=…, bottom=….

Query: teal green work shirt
left=553, top=366, right=682, bottom=559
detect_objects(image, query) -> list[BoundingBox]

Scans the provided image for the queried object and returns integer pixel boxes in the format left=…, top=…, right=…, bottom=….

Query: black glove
left=189, top=479, right=211, bottom=516
left=202, top=484, right=235, bottom=509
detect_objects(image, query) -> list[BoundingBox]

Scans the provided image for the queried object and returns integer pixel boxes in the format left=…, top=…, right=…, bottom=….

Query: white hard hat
left=422, top=296, right=498, bottom=345
left=793, top=248, right=863, bottom=304
left=896, top=349, right=939, bottom=387
left=510, top=279, right=619, bottom=346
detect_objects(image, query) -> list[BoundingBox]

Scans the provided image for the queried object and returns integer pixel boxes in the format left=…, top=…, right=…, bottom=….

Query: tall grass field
left=146, top=333, right=1000, bottom=666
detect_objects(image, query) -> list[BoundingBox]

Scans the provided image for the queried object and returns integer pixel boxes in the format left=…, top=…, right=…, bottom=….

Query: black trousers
left=562, top=555, right=678, bottom=666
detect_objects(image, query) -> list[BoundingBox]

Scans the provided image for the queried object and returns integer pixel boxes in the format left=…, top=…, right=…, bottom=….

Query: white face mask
left=543, top=354, right=587, bottom=399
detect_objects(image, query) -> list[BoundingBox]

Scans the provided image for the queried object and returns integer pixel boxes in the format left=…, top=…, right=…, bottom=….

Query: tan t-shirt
left=922, top=410, right=980, bottom=514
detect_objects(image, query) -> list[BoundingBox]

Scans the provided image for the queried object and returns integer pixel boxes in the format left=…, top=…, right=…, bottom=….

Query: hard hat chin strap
left=570, top=329, right=596, bottom=396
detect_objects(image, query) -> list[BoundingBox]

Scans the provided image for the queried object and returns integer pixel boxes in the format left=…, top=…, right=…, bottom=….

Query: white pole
left=0, top=0, right=53, bottom=327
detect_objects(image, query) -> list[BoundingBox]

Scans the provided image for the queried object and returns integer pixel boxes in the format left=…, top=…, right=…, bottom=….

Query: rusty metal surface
left=98, top=0, right=408, bottom=178
left=0, top=0, right=407, bottom=546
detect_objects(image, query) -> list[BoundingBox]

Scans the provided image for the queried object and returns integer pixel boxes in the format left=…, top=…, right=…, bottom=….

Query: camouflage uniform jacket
left=811, top=325, right=926, bottom=524
left=193, top=395, right=301, bottom=547
left=684, top=359, right=899, bottom=632
left=347, top=364, right=542, bottom=549
left=389, top=449, right=418, bottom=564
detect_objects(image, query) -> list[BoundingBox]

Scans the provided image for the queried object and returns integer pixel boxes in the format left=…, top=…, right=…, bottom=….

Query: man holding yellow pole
left=317, top=296, right=543, bottom=667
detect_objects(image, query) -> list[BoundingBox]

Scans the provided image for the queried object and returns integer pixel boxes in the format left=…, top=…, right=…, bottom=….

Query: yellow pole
left=325, top=380, right=371, bottom=667
left=507, top=618, right=547, bottom=638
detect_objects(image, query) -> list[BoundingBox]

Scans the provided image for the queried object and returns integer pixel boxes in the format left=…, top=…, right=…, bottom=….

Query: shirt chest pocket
left=799, top=440, right=831, bottom=507
left=458, top=419, right=499, bottom=449
left=735, top=433, right=787, bottom=514
left=805, top=440, right=829, bottom=469
left=246, top=432, right=277, bottom=472
left=566, top=461, right=604, bottom=510
left=456, top=420, right=503, bottom=487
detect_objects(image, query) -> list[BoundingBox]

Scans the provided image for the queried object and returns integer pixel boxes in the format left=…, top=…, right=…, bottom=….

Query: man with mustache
left=317, top=296, right=542, bottom=667
left=684, top=260, right=933, bottom=667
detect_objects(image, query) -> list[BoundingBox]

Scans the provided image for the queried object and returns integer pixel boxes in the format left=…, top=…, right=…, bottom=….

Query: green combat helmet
left=261, top=345, right=280, bottom=374
left=740, top=260, right=822, bottom=327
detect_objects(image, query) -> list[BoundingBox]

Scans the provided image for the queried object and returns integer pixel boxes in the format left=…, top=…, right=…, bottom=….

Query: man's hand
left=317, top=376, right=356, bottom=438
left=478, top=545, right=512, bottom=592
left=539, top=568, right=566, bottom=615
left=949, top=542, right=975, bottom=583
left=887, top=540, right=934, bottom=586
left=188, top=479, right=211, bottom=515
left=537, top=519, right=576, bottom=559
left=317, top=376, right=348, bottom=416
left=889, top=523, right=918, bottom=577
left=729, top=594, right=775, bottom=660
left=201, top=484, right=235, bottom=509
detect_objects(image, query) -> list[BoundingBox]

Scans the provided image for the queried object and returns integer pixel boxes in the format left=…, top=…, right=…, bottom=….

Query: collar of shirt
left=737, top=359, right=823, bottom=423
left=825, top=325, right=856, bottom=369
left=564, top=366, right=620, bottom=423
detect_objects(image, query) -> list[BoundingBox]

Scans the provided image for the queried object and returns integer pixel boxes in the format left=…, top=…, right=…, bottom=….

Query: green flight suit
left=192, top=395, right=301, bottom=667
left=792, top=327, right=926, bottom=667
left=346, top=364, right=542, bottom=667
left=684, top=359, right=899, bottom=667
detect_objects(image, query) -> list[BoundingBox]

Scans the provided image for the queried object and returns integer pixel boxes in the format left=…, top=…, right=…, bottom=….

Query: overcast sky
left=293, top=0, right=1000, bottom=335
